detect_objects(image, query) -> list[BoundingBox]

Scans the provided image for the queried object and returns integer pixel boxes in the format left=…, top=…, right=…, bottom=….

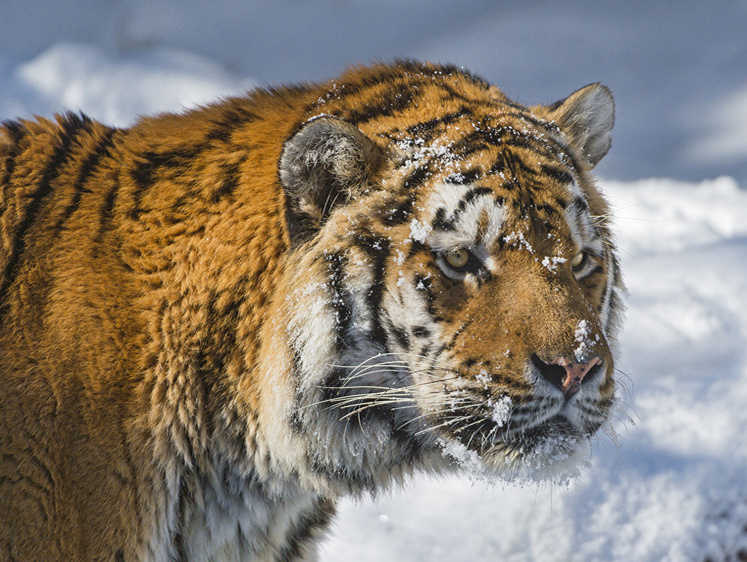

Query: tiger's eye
left=570, top=250, right=587, bottom=271
left=445, top=248, right=470, bottom=269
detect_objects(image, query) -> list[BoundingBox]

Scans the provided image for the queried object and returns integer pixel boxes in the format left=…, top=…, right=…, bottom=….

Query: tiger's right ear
left=542, top=83, right=615, bottom=168
left=279, top=116, right=386, bottom=246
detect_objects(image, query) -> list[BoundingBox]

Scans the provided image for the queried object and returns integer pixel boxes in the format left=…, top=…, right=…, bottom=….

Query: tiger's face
left=277, top=65, right=622, bottom=489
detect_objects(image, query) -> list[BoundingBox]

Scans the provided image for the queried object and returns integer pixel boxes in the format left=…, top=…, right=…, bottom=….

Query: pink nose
left=550, top=356, right=602, bottom=396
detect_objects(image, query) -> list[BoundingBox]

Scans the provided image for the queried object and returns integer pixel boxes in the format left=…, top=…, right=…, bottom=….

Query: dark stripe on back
left=128, top=147, right=201, bottom=218
left=0, top=114, right=89, bottom=317
left=91, top=183, right=122, bottom=259
left=212, top=159, right=243, bottom=203
left=206, top=105, right=258, bottom=143
left=55, top=127, right=117, bottom=233
left=1, top=120, right=27, bottom=188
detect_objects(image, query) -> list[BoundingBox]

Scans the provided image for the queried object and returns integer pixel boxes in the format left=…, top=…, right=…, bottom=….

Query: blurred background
left=2, top=0, right=746, bottom=184
left=2, top=2, right=747, bottom=560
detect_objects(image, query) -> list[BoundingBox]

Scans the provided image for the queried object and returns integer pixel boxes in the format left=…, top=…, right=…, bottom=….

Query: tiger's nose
left=531, top=355, right=603, bottom=398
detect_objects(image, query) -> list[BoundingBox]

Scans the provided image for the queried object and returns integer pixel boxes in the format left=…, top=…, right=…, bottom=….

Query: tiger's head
left=273, top=63, right=622, bottom=492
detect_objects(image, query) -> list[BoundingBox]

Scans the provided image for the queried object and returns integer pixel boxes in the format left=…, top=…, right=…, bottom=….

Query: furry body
left=0, top=61, right=622, bottom=560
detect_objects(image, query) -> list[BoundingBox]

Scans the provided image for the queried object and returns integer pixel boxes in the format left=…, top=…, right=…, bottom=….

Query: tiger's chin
left=437, top=416, right=594, bottom=483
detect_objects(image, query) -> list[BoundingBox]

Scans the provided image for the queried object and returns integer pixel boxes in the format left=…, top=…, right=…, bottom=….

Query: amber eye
left=570, top=250, right=589, bottom=272
left=445, top=248, right=471, bottom=270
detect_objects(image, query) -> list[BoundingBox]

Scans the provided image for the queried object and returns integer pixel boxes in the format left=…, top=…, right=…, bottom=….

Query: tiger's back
left=0, top=61, right=622, bottom=560
left=0, top=95, right=313, bottom=558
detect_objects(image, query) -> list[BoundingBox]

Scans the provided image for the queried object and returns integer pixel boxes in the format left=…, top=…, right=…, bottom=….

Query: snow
left=2, top=2, right=746, bottom=560
left=408, top=218, right=432, bottom=244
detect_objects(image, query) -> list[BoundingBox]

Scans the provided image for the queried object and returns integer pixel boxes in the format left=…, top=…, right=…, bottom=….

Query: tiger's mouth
left=479, top=415, right=587, bottom=473
left=438, top=412, right=588, bottom=475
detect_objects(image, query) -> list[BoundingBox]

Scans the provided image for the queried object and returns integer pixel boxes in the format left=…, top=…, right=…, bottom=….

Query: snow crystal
left=489, top=395, right=512, bottom=428
left=502, top=231, right=534, bottom=253
left=474, top=369, right=491, bottom=389
left=541, top=255, right=567, bottom=272
left=393, top=249, right=406, bottom=266
left=573, top=319, right=600, bottom=361
left=408, top=218, right=431, bottom=243
left=438, top=438, right=485, bottom=474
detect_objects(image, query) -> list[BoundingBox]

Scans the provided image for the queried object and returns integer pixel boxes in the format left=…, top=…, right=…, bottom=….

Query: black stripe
left=454, top=127, right=560, bottom=162
left=128, top=147, right=201, bottom=218
left=405, top=107, right=473, bottom=141
left=503, top=149, right=538, bottom=179
left=91, top=184, right=120, bottom=256
left=460, top=186, right=493, bottom=208
left=325, top=251, right=354, bottom=352
left=570, top=196, right=589, bottom=215
left=445, top=167, right=481, bottom=185
left=1, top=120, right=27, bottom=187
left=514, top=111, right=559, bottom=134
left=447, top=186, right=494, bottom=225
left=411, top=325, right=431, bottom=338
left=383, top=195, right=415, bottom=226
left=388, top=319, right=410, bottom=349
left=55, top=127, right=117, bottom=233
left=413, top=272, right=440, bottom=320
left=554, top=196, right=569, bottom=210
left=403, top=165, right=431, bottom=189
left=488, top=153, right=506, bottom=176
left=277, top=497, right=336, bottom=561
left=440, top=82, right=483, bottom=105
left=432, top=207, right=456, bottom=232
left=212, top=159, right=243, bottom=203
left=541, top=164, right=574, bottom=185
left=346, top=84, right=420, bottom=125
left=535, top=203, right=561, bottom=219
left=354, top=234, right=391, bottom=347
left=0, top=113, right=89, bottom=318
left=206, top=105, right=258, bottom=143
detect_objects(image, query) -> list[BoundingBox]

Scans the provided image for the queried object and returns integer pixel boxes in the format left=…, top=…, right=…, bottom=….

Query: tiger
left=0, top=60, right=622, bottom=560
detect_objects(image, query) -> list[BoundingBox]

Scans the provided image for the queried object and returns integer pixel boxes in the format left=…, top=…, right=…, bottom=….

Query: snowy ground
left=2, top=2, right=746, bottom=561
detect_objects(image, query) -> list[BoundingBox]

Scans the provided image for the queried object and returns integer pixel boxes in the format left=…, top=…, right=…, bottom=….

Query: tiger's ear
left=279, top=116, right=386, bottom=245
left=542, top=83, right=615, bottom=168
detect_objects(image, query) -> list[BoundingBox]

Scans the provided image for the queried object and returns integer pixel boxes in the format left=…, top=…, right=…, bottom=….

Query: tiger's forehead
left=386, top=122, right=586, bottom=253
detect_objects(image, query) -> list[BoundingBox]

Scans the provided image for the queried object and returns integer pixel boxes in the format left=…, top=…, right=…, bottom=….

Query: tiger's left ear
left=539, top=83, right=615, bottom=168
left=279, top=116, right=386, bottom=245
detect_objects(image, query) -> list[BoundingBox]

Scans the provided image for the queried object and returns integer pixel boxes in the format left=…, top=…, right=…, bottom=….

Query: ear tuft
left=545, top=83, right=615, bottom=168
left=280, top=116, right=385, bottom=245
